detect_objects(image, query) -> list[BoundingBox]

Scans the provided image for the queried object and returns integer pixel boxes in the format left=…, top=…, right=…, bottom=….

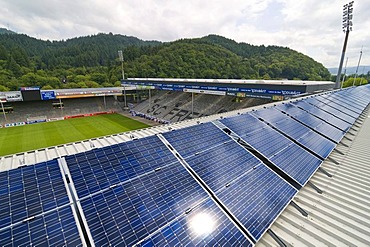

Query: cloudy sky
left=1, top=0, right=369, bottom=68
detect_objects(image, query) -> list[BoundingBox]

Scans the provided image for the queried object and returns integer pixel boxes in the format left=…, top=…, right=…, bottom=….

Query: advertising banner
left=124, top=81, right=303, bottom=96
left=41, top=91, right=56, bottom=100
left=0, top=91, right=23, bottom=102
left=183, top=88, right=226, bottom=96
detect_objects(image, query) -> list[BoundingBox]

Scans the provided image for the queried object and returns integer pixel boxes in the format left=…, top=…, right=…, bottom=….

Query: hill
left=0, top=32, right=331, bottom=91
left=328, top=66, right=370, bottom=75
left=0, top=28, right=16, bottom=35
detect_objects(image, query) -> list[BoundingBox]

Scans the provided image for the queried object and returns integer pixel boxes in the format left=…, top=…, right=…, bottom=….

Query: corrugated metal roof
left=257, top=106, right=370, bottom=247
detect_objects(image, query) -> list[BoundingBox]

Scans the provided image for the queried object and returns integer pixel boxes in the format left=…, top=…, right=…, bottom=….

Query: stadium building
left=0, top=80, right=369, bottom=246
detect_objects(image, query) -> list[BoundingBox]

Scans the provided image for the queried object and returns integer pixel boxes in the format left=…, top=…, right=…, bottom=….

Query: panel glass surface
left=222, top=118, right=322, bottom=186
left=138, top=199, right=252, bottom=247
left=215, top=165, right=297, bottom=240
left=162, top=122, right=232, bottom=158
left=66, top=135, right=179, bottom=199
left=292, top=100, right=351, bottom=131
left=79, top=164, right=209, bottom=246
left=252, top=107, right=288, bottom=123
left=0, top=160, right=82, bottom=246
left=220, top=113, right=267, bottom=136
left=0, top=206, right=82, bottom=247
left=184, top=141, right=262, bottom=192
left=0, top=160, right=69, bottom=229
left=254, top=109, right=336, bottom=159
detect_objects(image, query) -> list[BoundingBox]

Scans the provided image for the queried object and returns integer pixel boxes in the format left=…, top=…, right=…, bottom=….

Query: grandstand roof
left=128, top=78, right=334, bottom=86
left=0, top=86, right=369, bottom=246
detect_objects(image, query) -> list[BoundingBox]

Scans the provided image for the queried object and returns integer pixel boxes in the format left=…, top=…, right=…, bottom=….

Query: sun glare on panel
left=189, top=213, right=217, bottom=236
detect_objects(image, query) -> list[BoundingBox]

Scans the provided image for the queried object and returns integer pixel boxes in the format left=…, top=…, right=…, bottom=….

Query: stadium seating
left=132, top=90, right=271, bottom=122
left=2, top=96, right=121, bottom=123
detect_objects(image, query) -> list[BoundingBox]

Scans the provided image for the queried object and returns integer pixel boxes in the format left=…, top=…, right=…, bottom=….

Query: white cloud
left=0, top=0, right=369, bottom=68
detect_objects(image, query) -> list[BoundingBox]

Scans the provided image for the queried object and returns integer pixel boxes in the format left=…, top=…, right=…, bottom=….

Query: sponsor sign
left=0, top=91, right=23, bottom=102
left=19, top=86, right=40, bottom=91
left=183, top=88, right=226, bottom=96
left=41, top=91, right=56, bottom=100
left=124, top=81, right=303, bottom=96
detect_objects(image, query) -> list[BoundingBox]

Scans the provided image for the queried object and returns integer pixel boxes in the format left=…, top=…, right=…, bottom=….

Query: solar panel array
left=221, top=114, right=322, bottom=186
left=66, top=135, right=253, bottom=246
left=0, top=160, right=82, bottom=246
left=252, top=107, right=336, bottom=159
left=1, top=85, right=369, bottom=246
left=163, top=123, right=297, bottom=241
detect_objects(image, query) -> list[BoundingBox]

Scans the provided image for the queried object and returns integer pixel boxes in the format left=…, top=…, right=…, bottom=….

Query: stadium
left=0, top=79, right=369, bottom=247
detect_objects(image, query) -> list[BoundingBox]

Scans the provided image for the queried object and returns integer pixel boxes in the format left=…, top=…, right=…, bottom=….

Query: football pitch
left=0, top=113, right=150, bottom=157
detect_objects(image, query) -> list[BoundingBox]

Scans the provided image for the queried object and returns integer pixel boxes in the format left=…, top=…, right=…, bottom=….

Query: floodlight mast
left=335, top=1, right=354, bottom=89
left=118, top=50, right=127, bottom=108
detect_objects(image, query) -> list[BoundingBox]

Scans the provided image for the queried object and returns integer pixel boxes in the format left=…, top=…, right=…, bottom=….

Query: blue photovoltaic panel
left=303, top=97, right=323, bottom=107
left=324, top=94, right=364, bottom=112
left=292, top=100, right=351, bottom=132
left=269, top=144, right=322, bottom=185
left=332, top=90, right=370, bottom=107
left=306, top=100, right=356, bottom=124
left=255, top=112, right=336, bottom=159
left=66, top=135, right=179, bottom=199
left=243, top=128, right=291, bottom=158
left=274, top=118, right=313, bottom=139
left=275, top=103, right=305, bottom=117
left=220, top=113, right=266, bottom=136
left=215, top=165, right=297, bottom=240
left=0, top=206, right=82, bottom=247
left=252, top=107, right=289, bottom=123
left=184, top=139, right=263, bottom=192
left=293, top=114, right=345, bottom=143
left=318, top=95, right=363, bottom=114
left=297, top=132, right=336, bottom=159
left=315, top=97, right=360, bottom=118
left=222, top=119, right=322, bottom=186
left=162, top=122, right=232, bottom=158
left=79, top=164, right=209, bottom=246
left=138, top=199, right=252, bottom=247
left=0, top=160, right=70, bottom=229
left=0, top=160, right=82, bottom=246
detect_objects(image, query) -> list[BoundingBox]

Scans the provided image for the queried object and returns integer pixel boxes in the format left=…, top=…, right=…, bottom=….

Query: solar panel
left=252, top=108, right=336, bottom=159
left=275, top=103, right=305, bottom=117
left=252, top=107, right=289, bottom=123
left=66, top=135, right=179, bottom=199
left=79, top=164, right=211, bottom=246
left=293, top=113, right=345, bottom=142
left=0, top=159, right=83, bottom=246
left=184, top=141, right=262, bottom=192
left=138, top=198, right=252, bottom=247
left=305, top=99, right=356, bottom=124
left=297, top=131, right=336, bottom=159
left=314, top=96, right=360, bottom=118
left=292, top=100, right=351, bottom=132
left=221, top=115, right=322, bottom=186
left=324, top=94, right=365, bottom=112
left=220, top=113, right=266, bottom=136
left=244, top=127, right=292, bottom=158
left=0, top=160, right=70, bottom=228
left=162, top=122, right=299, bottom=241
left=215, top=165, right=297, bottom=240
left=162, top=122, right=232, bottom=158
left=318, top=95, right=363, bottom=114
left=269, top=144, right=322, bottom=185
left=0, top=206, right=82, bottom=247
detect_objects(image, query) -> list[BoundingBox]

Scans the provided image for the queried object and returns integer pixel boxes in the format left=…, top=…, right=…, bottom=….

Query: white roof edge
left=126, top=78, right=335, bottom=86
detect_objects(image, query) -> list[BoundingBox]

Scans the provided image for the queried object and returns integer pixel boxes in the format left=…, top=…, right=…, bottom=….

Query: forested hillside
left=0, top=31, right=331, bottom=91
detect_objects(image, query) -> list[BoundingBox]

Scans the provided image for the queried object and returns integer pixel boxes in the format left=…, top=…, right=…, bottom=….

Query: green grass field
left=0, top=113, right=150, bottom=157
